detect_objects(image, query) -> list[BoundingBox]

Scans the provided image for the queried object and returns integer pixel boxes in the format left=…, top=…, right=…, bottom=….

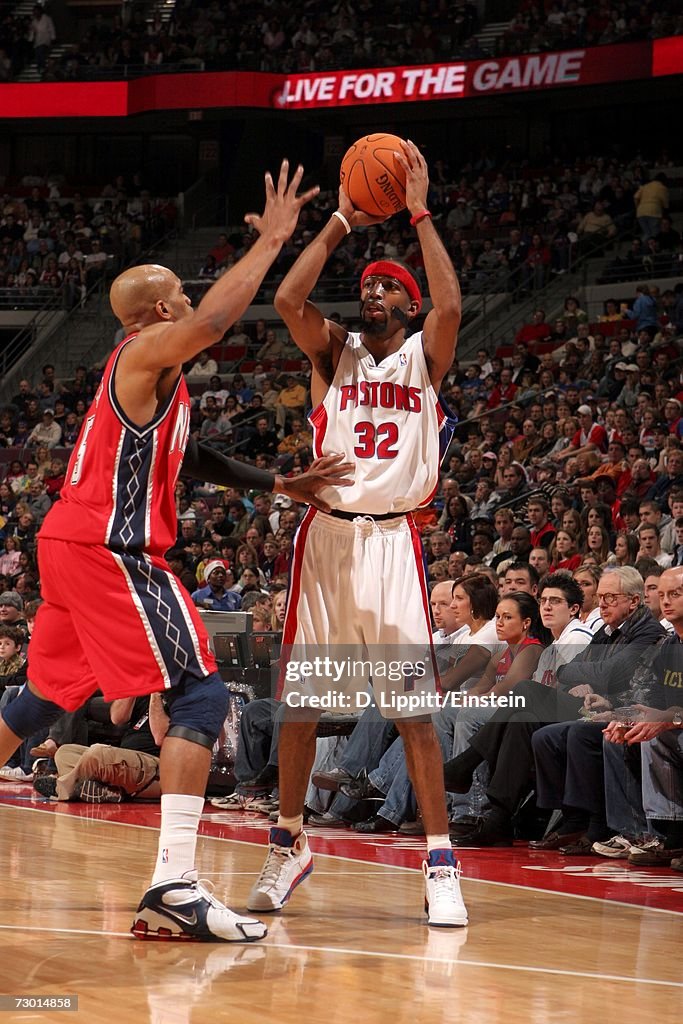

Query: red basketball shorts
left=30, top=538, right=217, bottom=712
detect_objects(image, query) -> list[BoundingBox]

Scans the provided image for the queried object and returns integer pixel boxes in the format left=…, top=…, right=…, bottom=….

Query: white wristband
left=332, top=210, right=351, bottom=234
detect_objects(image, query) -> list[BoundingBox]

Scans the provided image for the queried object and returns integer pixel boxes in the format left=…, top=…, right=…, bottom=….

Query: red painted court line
left=2, top=790, right=682, bottom=913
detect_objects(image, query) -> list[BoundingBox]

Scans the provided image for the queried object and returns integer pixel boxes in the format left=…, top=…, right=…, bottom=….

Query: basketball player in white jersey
left=248, top=140, right=468, bottom=926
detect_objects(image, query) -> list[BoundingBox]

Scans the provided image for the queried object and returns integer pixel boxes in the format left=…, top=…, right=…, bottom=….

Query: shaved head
left=110, top=264, right=183, bottom=329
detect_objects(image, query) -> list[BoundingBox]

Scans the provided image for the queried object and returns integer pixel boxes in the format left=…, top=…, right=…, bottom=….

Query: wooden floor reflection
left=1, top=805, right=681, bottom=1024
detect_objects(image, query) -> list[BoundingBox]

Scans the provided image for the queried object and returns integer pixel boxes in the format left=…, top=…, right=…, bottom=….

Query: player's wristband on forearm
left=181, top=438, right=275, bottom=492
left=332, top=210, right=352, bottom=234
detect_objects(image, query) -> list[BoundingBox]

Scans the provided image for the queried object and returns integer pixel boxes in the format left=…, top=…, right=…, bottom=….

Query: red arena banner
left=652, top=35, right=683, bottom=78
left=0, top=39, right=677, bottom=119
left=274, top=41, right=653, bottom=108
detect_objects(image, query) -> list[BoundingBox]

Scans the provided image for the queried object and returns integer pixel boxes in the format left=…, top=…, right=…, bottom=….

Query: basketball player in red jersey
left=248, top=141, right=469, bottom=926
left=0, top=161, right=353, bottom=942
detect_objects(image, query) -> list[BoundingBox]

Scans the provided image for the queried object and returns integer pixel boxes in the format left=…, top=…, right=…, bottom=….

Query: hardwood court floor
left=0, top=797, right=682, bottom=1024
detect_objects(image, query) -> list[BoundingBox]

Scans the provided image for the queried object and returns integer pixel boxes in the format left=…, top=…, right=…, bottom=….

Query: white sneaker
left=423, top=859, right=468, bottom=927
left=591, top=834, right=635, bottom=858
left=247, top=828, right=313, bottom=913
left=592, top=834, right=660, bottom=859
left=209, top=793, right=244, bottom=811
left=0, top=766, right=33, bottom=783
left=131, top=871, right=267, bottom=942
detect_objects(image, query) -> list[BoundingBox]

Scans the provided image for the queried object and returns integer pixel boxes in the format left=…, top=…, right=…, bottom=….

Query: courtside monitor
left=198, top=610, right=253, bottom=669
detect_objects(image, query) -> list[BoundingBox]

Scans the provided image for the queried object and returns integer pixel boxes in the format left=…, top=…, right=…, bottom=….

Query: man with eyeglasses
left=599, top=566, right=683, bottom=869
left=445, top=574, right=593, bottom=846
left=530, top=567, right=668, bottom=853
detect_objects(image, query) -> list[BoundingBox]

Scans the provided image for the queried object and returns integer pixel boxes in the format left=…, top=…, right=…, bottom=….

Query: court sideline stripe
left=0, top=923, right=679, bottom=989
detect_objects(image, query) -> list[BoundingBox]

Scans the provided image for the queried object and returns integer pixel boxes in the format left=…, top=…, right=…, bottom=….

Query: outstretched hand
left=278, top=453, right=354, bottom=513
left=245, top=160, right=319, bottom=244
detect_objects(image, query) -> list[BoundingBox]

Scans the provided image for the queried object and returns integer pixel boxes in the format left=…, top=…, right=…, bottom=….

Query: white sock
left=426, top=835, right=452, bottom=854
left=276, top=814, right=304, bottom=838
left=152, top=794, right=204, bottom=885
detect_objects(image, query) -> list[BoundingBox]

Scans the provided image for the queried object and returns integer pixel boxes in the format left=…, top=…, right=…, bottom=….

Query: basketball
left=340, top=133, right=407, bottom=217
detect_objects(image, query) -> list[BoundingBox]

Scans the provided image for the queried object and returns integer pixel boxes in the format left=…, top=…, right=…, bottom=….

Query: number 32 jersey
left=309, top=331, right=456, bottom=515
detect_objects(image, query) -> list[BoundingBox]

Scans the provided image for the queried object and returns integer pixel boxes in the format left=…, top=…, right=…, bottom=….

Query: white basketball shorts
left=276, top=509, right=439, bottom=719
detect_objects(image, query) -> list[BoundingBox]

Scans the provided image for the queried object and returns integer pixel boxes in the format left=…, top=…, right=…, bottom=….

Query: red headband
left=361, top=261, right=422, bottom=312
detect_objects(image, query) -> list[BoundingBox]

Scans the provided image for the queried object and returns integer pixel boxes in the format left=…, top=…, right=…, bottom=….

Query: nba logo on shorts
left=162, top=848, right=169, bottom=864
left=399, top=353, right=407, bottom=366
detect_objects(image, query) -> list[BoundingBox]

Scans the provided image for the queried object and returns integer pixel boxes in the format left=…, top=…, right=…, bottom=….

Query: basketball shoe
left=423, top=850, right=468, bottom=927
left=246, top=828, right=313, bottom=913
left=131, top=871, right=267, bottom=942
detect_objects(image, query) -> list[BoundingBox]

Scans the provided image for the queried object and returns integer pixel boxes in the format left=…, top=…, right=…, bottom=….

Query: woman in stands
left=573, top=563, right=604, bottom=633
left=583, top=502, right=614, bottom=539
left=613, top=530, right=639, bottom=567
left=586, top=524, right=612, bottom=565
left=561, top=295, right=588, bottom=334
left=550, top=529, right=582, bottom=572
left=465, top=592, right=544, bottom=698
left=271, top=589, right=287, bottom=632
left=439, top=495, right=472, bottom=554
left=0, top=536, right=22, bottom=578
left=561, top=508, right=586, bottom=549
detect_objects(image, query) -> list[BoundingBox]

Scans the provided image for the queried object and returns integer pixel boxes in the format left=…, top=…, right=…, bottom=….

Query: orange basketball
left=340, top=133, right=407, bottom=217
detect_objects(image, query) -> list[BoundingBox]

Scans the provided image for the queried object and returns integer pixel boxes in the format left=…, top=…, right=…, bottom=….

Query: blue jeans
left=326, top=703, right=397, bottom=820
left=602, top=737, right=649, bottom=837
left=638, top=215, right=660, bottom=241
left=443, top=704, right=493, bottom=820
left=641, top=731, right=683, bottom=821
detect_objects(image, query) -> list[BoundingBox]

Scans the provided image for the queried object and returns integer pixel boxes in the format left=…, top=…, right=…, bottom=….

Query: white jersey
left=309, top=330, right=456, bottom=515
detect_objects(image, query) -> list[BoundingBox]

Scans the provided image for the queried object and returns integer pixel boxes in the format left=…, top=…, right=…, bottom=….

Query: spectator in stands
left=527, top=497, right=556, bottom=550
left=553, top=405, right=608, bottom=463
left=634, top=173, right=669, bottom=241
left=187, top=349, right=218, bottom=377
left=191, top=561, right=241, bottom=612
left=577, top=199, right=616, bottom=253
left=29, top=5, right=56, bottom=76
left=274, top=374, right=306, bottom=430
left=514, top=308, right=551, bottom=347
left=27, top=408, right=61, bottom=449
left=33, top=693, right=167, bottom=803
left=256, top=328, right=285, bottom=362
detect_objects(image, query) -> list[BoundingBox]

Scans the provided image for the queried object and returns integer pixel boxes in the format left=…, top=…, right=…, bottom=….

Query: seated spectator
left=275, top=375, right=307, bottom=430
left=637, top=524, right=673, bottom=568
left=553, top=405, right=607, bottom=462
left=514, top=309, right=551, bottom=347
left=187, top=350, right=218, bottom=377
left=257, top=328, right=286, bottom=362
left=487, top=367, right=518, bottom=410
left=0, top=624, right=27, bottom=697
left=27, top=408, right=61, bottom=449
left=32, top=694, right=167, bottom=802
left=191, top=560, right=242, bottom=611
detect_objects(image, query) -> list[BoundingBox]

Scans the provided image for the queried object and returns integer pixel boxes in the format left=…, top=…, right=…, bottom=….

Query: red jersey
left=40, top=335, right=191, bottom=557
left=495, top=637, right=541, bottom=685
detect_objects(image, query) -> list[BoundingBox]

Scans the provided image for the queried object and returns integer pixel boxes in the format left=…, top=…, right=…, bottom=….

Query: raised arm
left=274, top=189, right=386, bottom=387
left=396, top=141, right=461, bottom=391
left=121, top=162, right=318, bottom=374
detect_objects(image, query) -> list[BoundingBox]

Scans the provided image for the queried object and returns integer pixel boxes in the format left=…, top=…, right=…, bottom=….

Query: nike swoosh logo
left=161, top=905, right=199, bottom=927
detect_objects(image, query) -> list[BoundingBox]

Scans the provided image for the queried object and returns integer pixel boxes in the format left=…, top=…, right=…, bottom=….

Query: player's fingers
left=264, top=171, right=276, bottom=200
left=287, top=163, right=304, bottom=196
left=277, top=158, right=290, bottom=195
left=298, top=185, right=320, bottom=207
left=243, top=213, right=260, bottom=228
left=398, top=144, right=414, bottom=171
left=310, top=453, right=345, bottom=467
